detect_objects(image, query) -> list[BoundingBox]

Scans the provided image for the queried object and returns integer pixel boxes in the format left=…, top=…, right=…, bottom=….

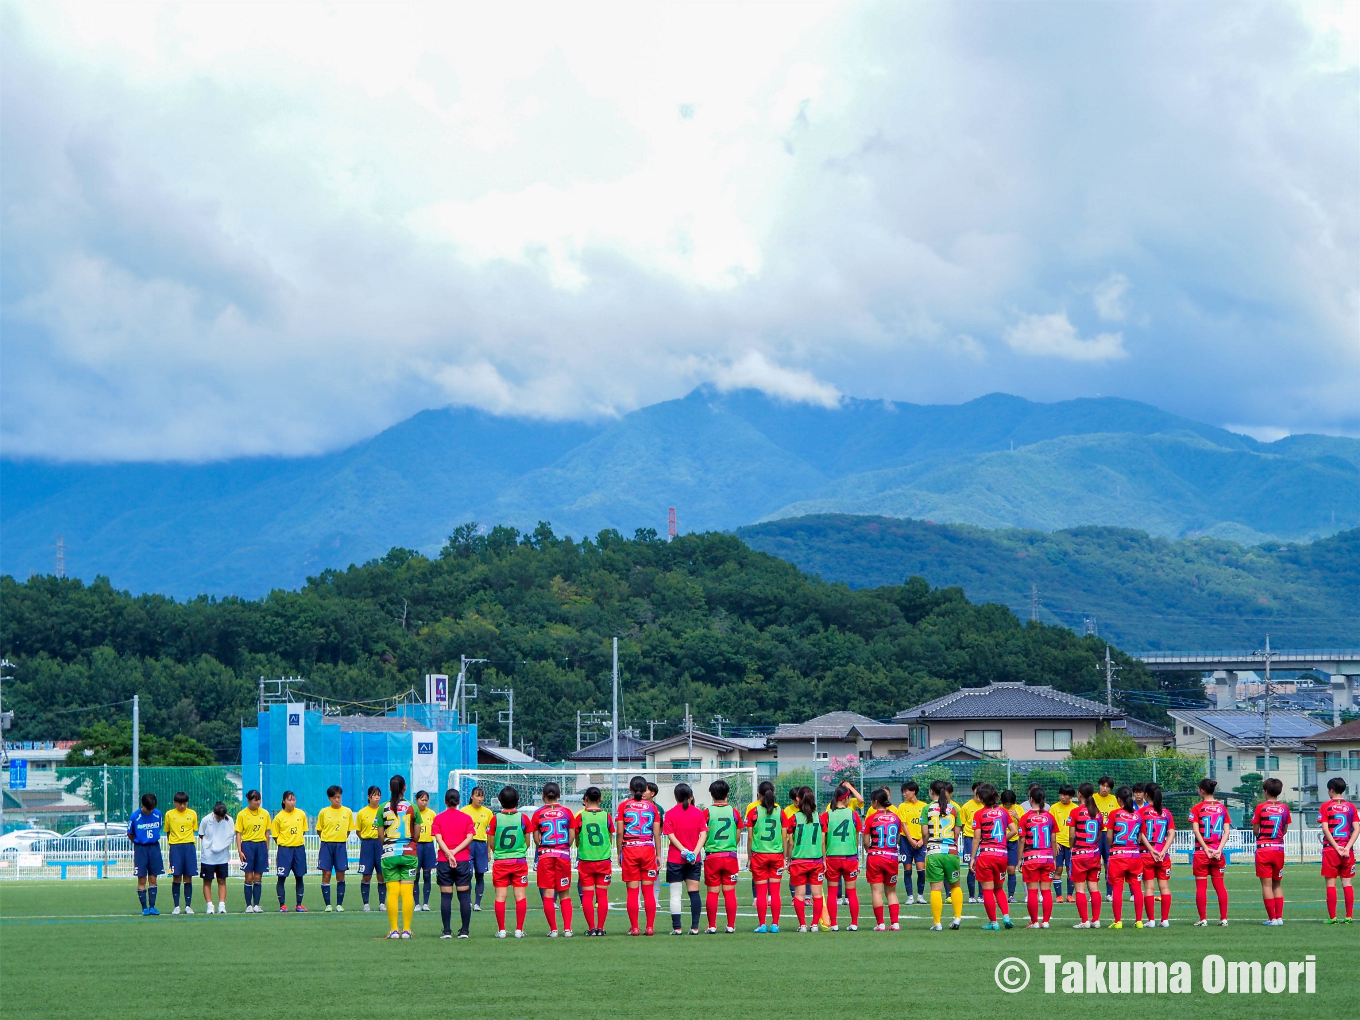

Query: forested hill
left=737, top=516, right=1360, bottom=650
left=0, top=526, right=1172, bottom=761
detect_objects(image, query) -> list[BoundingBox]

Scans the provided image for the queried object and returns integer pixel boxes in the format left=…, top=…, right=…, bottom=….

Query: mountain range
left=3, top=388, right=1358, bottom=598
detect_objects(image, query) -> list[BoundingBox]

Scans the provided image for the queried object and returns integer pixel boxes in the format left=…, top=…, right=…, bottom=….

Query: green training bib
left=493, top=810, right=527, bottom=860
left=790, top=814, right=824, bottom=860
left=824, top=807, right=858, bottom=856
left=705, top=806, right=739, bottom=854
left=749, top=806, right=784, bottom=854
left=575, top=809, right=612, bottom=862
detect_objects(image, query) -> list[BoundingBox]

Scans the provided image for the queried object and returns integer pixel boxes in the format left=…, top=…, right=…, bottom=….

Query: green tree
left=64, top=720, right=215, bottom=766
left=1068, top=726, right=1142, bottom=760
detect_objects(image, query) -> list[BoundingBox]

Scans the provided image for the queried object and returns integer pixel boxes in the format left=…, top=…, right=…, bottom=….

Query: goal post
left=448, top=765, right=759, bottom=815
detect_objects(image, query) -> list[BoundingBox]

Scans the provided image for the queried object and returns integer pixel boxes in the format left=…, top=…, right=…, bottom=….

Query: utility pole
left=490, top=688, right=514, bottom=749
left=55, top=536, right=65, bottom=579
left=1030, top=584, right=1039, bottom=623
left=1262, top=634, right=1272, bottom=782
left=131, top=694, right=140, bottom=808
left=611, top=638, right=619, bottom=810
left=1105, top=646, right=1114, bottom=708
left=455, top=654, right=486, bottom=727
left=710, top=714, right=730, bottom=737
left=685, top=703, right=693, bottom=765
left=646, top=719, right=665, bottom=741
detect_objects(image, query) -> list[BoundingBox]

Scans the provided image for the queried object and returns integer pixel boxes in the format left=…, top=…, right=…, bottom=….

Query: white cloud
left=706, top=351, right=842, bottom=407
left=1224, top=424, right=1292, bottom=443
left=1092, top=273, right=1130, bottom=322
left=1003, top=312, right=1127, bottom=362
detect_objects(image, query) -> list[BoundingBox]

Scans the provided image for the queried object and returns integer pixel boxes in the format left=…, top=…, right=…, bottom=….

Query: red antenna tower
left=667, top=508, right=676, bottom=540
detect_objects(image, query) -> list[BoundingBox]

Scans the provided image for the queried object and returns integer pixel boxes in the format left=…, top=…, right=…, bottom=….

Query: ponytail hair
left=629, top=775, right=647, bottom=801
left=1115, top=785, right=1134, bottom=813
left=1028, top=784, right=1046, bottom=809
left=673, top=783, right=693, bottom=808
left=1145, top=782, right=1163, bottom=813
left=388, top=774, right=406, bottom=817
left=930, top=779, right=949, bottom=815
left=1077, top=781, right=1097, bottom=819
left=799, top=787, right=817, bottom=822
left=872, top=788, right=891, bottom=810
left=759, top=780, right=776, bottom=813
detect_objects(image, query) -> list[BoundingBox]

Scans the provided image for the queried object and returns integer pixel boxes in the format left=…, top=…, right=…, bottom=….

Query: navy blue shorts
left=1007, top=842, right=1019, bottom=867
left=358, top=838, right=384, bottom=876
left=318, top=841, right=350, bottom=873
left=276, top=845, right=307, bottom=877
left=169, top=843, right=198, bottom=877
left=200, top=862, right=230, bottom=881
left=437, top=860, right=474, bottom=888
left=666, top=859, right=702, bottom=884
left=469, top=840, right=489, bottom=873
left=961, top=836, right=974, bottom=867
left=416, top=842, right=438, bottom=870
left=1054, top=845, right=1073, bottom=870
left=133, top=843, right=164, bottom=878
left=899, top=838, right=927, bottom=866
left=240, top=840, right=269, bottom=874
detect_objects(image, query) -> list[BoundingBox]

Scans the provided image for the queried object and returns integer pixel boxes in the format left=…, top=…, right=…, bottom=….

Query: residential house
left=1305, top=720, right=1360, bottom=802
left=1166, top=708, right=1327, bottom=795
left=861, top=739, right=991, bottom=783
left=1119, top=717, right=1175, bottom=755
left=566, top=733, right=647, bottom=765
left=638, top=731, right=774, bottom=778
left=771, top=711, right=921, bottom=769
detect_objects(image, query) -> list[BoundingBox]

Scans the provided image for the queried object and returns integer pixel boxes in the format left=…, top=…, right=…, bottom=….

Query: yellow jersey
left=316, top=805, right=356, bottom=843
left=235, top=807, right=271, bottom=843
left=462, top=804, right=494, bottom=841
left=1007, top=804, right=1024, bottom=842
left=356, top=805, right=383, bottom=840
left=1093, top=792, right=1118, bottom=823
left=416, top=806, right=437, bottom=842
left=895, top=799, right=926, bottom=841
left=271, top=808, right=308, bottom=847
left=1050, top=800, right=1076, bottom=846
left=164, top=807, right=198, bottom=844
left=959, top=798, right=983, bottom=837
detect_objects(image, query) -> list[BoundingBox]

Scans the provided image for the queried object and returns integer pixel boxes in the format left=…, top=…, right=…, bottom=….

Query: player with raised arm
left=1252, top=777, right=1290, bottom=926
left=531, top=783, right=575, bottom=937
left=784, top=787, right=825, bottom=933
left=573, top=786, right=614, bottom=935
left=746, top=781, right=785, bottom=932
left=1067, top=782, right=1104, bottom=928
left=922, top=780, right=964, bottom=930
left=1138, top=781, right=1174, bottom=927
left=618, top=775, right=662, bottom=935
left=864, top=788, right=903, bottom=930
left=1190, top=778, right=1230, bottom=926
left=488, top=785, right=532, bottom=938
left=702, top=779, right=743, bottom=933
left=1105, top=785, right=1145, bottom=929
left=378, top=775, right=420, bottom=938
left=663, top=783, right=707, bottom=935
left=1019, top=785, right=1057, bottom=928
left=821, top=784, right=863, bottom=931
left=972, top=783, right=1015, bottom=930
left=1319, top=777, right=1358, bottom=923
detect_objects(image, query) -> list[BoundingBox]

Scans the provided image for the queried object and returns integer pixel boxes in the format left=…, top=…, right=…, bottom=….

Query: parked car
left=47, top=821, right=130, bottom=854
left=64, top=821, right=127, bottom=840
left=0, top=827, right=63, bottom=856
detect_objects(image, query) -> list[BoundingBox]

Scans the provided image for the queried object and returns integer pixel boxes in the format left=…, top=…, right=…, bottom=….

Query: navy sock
left=295, top=878, right=304, bottom=906
left=378, top=882, right=386, bottom=906
left=172, top=883, right=181, bottom=906
left=184, top=882, right=192, bottom=906
left=276, top=877, right=286, bottom=905
left=337, top=879, right=346, bottom=905
left=148, top=886, right=157, bottom=908
left=689, top=890, right=702, bottom=929
left=244, top=881, right=253, bottom=907
left=138, top=889, right=148, bottom=909
left=1008, top=874, right=1017, bottom=899
left=361, top=882, right=370, bottom=905
left=441, top=891, right=453, bottom=933
left=458, top=888, right=472, bottom=932
left=968, top=871, right=976, bottom=897
left=917, top=871, right=926, bottom=895
left=475, top=872, right=484, bottom=905
left=253, top=882, right=263, bottom=906
left=423, top=872, right=432, bottom=906
left=322, top=883, right=331, bottom=905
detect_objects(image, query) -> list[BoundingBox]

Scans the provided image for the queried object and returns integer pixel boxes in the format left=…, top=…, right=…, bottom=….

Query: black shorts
left=437, top=860, right=474, bottom=889
left=200, top=862, right=230, bottom=881
left=666, top=859, right=702, bottom=884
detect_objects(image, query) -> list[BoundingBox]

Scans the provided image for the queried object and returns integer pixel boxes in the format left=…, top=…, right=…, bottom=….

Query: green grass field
left=1, top=866, right=1353, bottom=1019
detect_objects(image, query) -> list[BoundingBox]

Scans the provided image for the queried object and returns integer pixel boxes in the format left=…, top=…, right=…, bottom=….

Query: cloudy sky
left=2, top=0, right=1356, bottom=461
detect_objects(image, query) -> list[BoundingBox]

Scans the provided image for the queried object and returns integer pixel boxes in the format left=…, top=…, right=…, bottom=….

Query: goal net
left=448, top=766, right=759, bottom=814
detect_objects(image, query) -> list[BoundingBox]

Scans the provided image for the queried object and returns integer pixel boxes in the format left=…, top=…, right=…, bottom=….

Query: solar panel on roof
left=1207, top=714, right=1324, bottom=739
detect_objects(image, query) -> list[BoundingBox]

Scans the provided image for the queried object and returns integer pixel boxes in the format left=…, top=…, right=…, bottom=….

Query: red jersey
left=1252, top=801, right=1291, bottom=847
left=661, top=803, right=708, bottom=863
left=1318, top=799, right=1359, bottom=846
left=530, top=803, right=574, bottom=858
left=1068, top=804, right=1102, bottom=853
left=1190, top=799, right=1229, bottom=850
left=430, top=807, right=476, bottom=863
left=1138, top=805, right=1174, bottom=852
left=864, top=809, right=902, bottom=858
left=1020, top=809, right=1057, bottom=863
left=1107, top=807, right=1142, bottom=857
left=973, top=805, right=1010, bottom=856
left=616, top=798, right=661, bottom=848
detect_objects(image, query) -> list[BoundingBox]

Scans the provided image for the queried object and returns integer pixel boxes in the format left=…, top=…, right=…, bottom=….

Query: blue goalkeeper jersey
left=128, top=809, right=163, bottom=845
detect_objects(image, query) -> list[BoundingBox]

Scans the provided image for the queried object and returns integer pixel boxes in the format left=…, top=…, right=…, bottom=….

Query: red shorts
left=1192, top=850, right=1226, bottom=877
left=824, top=855, right=859, bottom=881
left=1141, top=854, right=1171, bottom=880
left=1107, top=854, right=1143, bottom=882
left=1322, top=846, right=1356, bottom=879
left=789, top=859, right=825, bottom=886
left=973, top=851, right=1008, bottom=884
left=577, top=859, right=612, bottom=885
left=866, top=856, right=898, bottom=886
left=620, top=845, right=658, bottom=883
left=1254, top=846, right=1285, bottom=880
left=703, top=854, right=739, bottom=887
left=1021, top=859, right=1055, bottom=883
left=491, top=859, right=529, bottom=888
left=1070, top=852, right=1102, bottom=882
left=750, top=852, right=785, bottom=882
left=535, top=855, right=571, bottom=890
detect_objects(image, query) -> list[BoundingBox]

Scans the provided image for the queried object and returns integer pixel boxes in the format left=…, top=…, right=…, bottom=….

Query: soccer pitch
left=0, top=866, right=1352, bottom=1019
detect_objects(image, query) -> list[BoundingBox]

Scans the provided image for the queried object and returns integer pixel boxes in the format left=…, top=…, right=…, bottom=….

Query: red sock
left=1027, top=889, right=1039, bottom=923
left=873, top=904, right=884, bottom=926
left=996, top=888, right=1009, bottom=917
left=888, top=901, right=899, bottom=926
left=826, top=889, right=836, bottom=926
left=1211, top=873, right=1228, bottom=920
left=755, top=884, right=768, bottom=924
left=768, top=885, right=781, bottom=925
left=844, top=887, right=855, bottom=926
left=581, top=889, right=596, bottom=929
left=1160, top=892, right=1171, bottom=922
left=724, top=887, right=737, bottom=927
left=706, top=891, right=719, bottom=929
left=1345, top=885, right=1355, bottom=918
left=642, top=884, right=657, bottom=928
left=1112, top=881, right=1123, bottom=922
left=1274, top=896, right=1284, bottom=920
left=812, top=895, right=823, bottom=925
left=1090, top=889, right=1101, bottom=921
left=1262, top=893, right=1275, bottom=919
left=597, top=890, right=609, bottom=928
left=1196, top=878, right=1208, bottom=921
left=494, top=899, right=506, bottom=931
left=543, top=897, right=557, bottom=932
left=627, top=886, right=640, bottom=929
left=515, top=897, right=527, bottom=931
left=1132, top=886, right=1143, bottom=922
left=1041, top=887, right=1053, bottom=923
left=560, top=895, right=572, bottom=931
left=982, top=888, right=997, bottom=922
left=794, top=897, right=807, bottom=925
left=1075, top=890, right=1088, bottom=922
